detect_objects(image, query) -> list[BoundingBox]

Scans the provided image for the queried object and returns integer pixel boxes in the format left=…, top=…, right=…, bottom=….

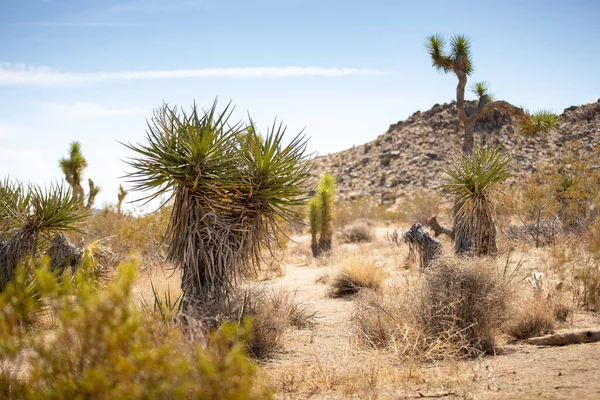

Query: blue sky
left=1, top=0, right=599, bottom=209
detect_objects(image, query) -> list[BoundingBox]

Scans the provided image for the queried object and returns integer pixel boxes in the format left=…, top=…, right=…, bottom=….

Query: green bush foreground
left=0, top=256, right=271, bottom=399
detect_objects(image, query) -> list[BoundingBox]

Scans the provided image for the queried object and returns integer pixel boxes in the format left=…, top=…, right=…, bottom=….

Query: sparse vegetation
left=419, top=257, right=510, bottom=355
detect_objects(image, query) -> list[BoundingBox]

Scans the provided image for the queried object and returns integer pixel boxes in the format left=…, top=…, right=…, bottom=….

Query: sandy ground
left=260, top=230, right=600, bottom=399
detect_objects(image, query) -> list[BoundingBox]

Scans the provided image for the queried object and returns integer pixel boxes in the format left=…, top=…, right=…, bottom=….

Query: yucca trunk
left=453, top=198, right=497, bottom=256
left=167, top=187, right=254, bottom=317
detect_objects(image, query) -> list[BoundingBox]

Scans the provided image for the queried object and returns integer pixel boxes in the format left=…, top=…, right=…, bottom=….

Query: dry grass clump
left=329, top=257, right=386, bottom=297
left=507, top=296, right=555, bottom=340
left=342, top=219, right=373, bottom=243
left=574, top=262, right=600, bottom=311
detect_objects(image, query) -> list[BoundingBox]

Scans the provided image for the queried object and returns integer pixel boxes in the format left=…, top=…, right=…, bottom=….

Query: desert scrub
left=507, top=295, right=555, bottom=340
left=341, top=219, right=373, bottom=243
left=0, top=257, right=272, bottom=399
left=329, top=256, right=386, bottom=297
left=352, top=257, right=511, bottom=358
left=420, top=257, right=510, bottom=354
left=236, top=287, right=316, bottom=359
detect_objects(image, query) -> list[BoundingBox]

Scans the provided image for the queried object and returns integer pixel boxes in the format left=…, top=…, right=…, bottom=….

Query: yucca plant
left=123, top=101, right=312, bottom=317
left=441, top=146, right=512, bottom=256
left=317, top=174, right=336, bottom=253
left=0, top=179, right=90, bottom=290
left=308, top=197, right=321, bottom=258
left=426, top=34, right=558, bottom=154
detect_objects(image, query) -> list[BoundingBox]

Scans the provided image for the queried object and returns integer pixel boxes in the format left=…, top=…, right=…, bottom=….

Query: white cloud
left=35, top=102, right=144, bottom=119
left=0, top=63, right=389, bottom=86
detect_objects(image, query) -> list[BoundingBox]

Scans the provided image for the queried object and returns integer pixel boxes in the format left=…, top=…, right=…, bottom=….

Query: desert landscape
left=2, top=1, right=600, bottom=399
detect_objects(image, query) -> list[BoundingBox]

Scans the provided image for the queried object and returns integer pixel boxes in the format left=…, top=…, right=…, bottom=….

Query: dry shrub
left=352, top=288, right=406, bottom=350
left=329, top=257, right=386, bottom=297
left=507, top=295, right=555, bottom=340
left=574, top=263, right=600, bottom=312
left=342, top=219, right=373, bottom=243
left=352, top=257, right=511, bottom=359
left=420, top=257, right=510, bottom=355
left=237, top=287, right=316, bottom=359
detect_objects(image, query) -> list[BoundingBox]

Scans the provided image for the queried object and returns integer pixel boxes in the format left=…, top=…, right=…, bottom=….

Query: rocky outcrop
left=312, top=99, right=600, bottom=200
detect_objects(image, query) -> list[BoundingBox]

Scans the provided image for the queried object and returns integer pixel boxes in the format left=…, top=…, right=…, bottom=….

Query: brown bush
left=236, top=288, right=316, bottom=359
left=507, top=296, right=555, bottom=340
left=419, top=257, right=510, bottom=355
left=329, top=257, right=386, bottom=297
left=342, top=220, right=373, bottom=243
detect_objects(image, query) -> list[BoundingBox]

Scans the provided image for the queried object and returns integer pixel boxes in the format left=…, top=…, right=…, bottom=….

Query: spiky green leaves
left=516, top=109, right=559, bottom=137
left=441, top=146, right=513, bottom=202
left=241, top=121, right=312, bottom=223
left=124, top=102, right=242, bottom=202
left=471, top=81, right=494, bottom=104
left=124, top=101, right=312, bottom=221
left=0, top=179, right=90, bottom=288
left=442, top=146, right=512, bottom=256
left=1, top=179, right=89, bottom=236
left=426, top=34, right=473, bottom=76
left=426, top=34, right=453, bottom=73
left=124, top=100, right=313, bottom=308
left=308, top=174, right=336, bottom=256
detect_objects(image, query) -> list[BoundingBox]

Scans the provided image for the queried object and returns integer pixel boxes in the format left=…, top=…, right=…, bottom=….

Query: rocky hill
left=311, top=99, right=600, bottom=201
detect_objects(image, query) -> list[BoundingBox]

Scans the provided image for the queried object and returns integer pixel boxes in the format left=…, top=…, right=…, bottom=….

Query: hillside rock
left=311, top=99, right=600, bottom=201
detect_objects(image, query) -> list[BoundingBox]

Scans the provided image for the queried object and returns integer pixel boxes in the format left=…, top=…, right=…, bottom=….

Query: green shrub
left=0, top=257, right=271, bottom=399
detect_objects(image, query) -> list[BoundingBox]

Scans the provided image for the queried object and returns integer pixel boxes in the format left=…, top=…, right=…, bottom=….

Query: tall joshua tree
left=426, top=34, right=559, bottom=154
left=59, top=142, right=101, bottom=208
left=124, top=101, right=312, bottom=316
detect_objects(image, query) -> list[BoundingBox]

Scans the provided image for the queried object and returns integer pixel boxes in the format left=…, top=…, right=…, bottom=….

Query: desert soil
left=260, top=230, right=600, bottom=399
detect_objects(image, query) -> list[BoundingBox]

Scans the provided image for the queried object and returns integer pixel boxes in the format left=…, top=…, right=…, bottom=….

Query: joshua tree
left=117, top=184, right=128, bottom=214
left=0, top=179, right=90, bottom=289
left=441, top=146, right=512, bottom=256
left=59, top=142, right=100, bottom=208
left=308, top=197, right=321, bottom=258
left=316, top=174, right=336, bottom=253
left=124, top=101, right=312, bottom=317
left=426, top=34, right=558, bottom=154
